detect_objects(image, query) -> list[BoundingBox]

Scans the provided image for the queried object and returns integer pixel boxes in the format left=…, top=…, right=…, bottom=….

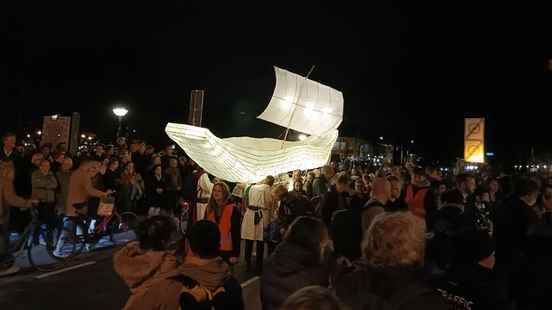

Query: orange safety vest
left=206, top=203, right=235, bottom=252
left=405, top=185, right=429, bottom=219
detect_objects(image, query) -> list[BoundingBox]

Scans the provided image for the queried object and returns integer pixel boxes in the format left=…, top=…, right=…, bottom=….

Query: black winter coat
left=145, top=175, right=167, bottom=209
left=433, top=264, right=511, bottom=310
left=335, top=263, right=448, bottom=310
left=261, top=241, right=330, bottom=310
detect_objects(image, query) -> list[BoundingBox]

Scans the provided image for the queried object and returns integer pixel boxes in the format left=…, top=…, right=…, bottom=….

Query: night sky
left=6, top=2, right=552, bottom=165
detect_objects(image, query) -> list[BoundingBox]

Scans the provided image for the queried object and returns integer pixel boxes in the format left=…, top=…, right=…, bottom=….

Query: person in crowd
left=292, top=179, right=307, bottom=197
left=103, top=158, right=120, bottom=191
left=119, top=150, right=132, bottom=167
left=119, top=162, right=144, bottom=214
left=15, top=143, right=25, bottom=156
left=264, top=184, right=289, bottom=254
left=144, top=145, right=155, bottom=157
left=269, top=184, right=315, bottom=255
left=93, top=144, right=105, bottom=162
left=30, top=152, right=44, bottom=172
left=114, top=215, right=179, bottom=310
left=312, top=166, right=330, bottom=197
left=405, top=167, right=438, bottom=229
left=319, top=173, right=357, bottom=228
left=164, top=158, right=183, bottom=216
left=434, top=230, right=511, bottom=310
left=441, top=173, right=477, bottom=206
left=40, top=144, right=54, bottom=163
left=432, top=181, right=448, bottom=209
left=148, top=154, right=163, bottom=173
left=203, top=182, right=241, bottom=265
left=1, top=134, right=19, bottom=164
left=303, top=171, right=315, bottom=198
left=55, top=157, right=73, bottom=216
left=161, top=144, right=176, bottom=167
left=242, top=176, right=275, bottom=272
left=351, top=178, right=369, bottom=204
left=494, top=177, right=540, bottom=308
left=363, top=176, right=391, bottom=210
left=0, top=161, right=37, bottom=276
left=525, top=184, right=552, bottom=309
left=104, top=144, right=114, bottom=158
left=487, top=178, right=504, bottom=207
left=361, top=173, right=372, bottom=193
left=262, top=216, right=333, bottom=310
left=329, top=175, right=387, bottom=263
left=473, top=186, right=494, bottom=235
left=63, top=158, right=111, bottom=218
left=93, top=158, right=109, bottom=191
left=178, top=220, right=244, bottom=309
left=115, top=218, right=244, bottom=310
left=288, top=169, right=303, bottom=192
left=280, top=286, right=347, bottom=310
left=335, top=212, right=448, bottom=310
left=195, top=165, right=213, bottom=221
left=31, top=159, right=58, bottom=226
left=387, top=175, right=408, bottom=211
left=145, top=164, right=166, bottom=217
left=426, top=166, right=443, bottom=187
left=391, top=165, right=403, bottom=180
left=530, top=184, right=552, bottom=232
left=132, top=141, right=149, bottom=177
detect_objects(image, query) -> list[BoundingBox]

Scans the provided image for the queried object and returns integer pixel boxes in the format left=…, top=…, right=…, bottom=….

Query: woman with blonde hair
left=335, top=212, right=447, bottom=310
left=204, top=181, right=241, bottom=265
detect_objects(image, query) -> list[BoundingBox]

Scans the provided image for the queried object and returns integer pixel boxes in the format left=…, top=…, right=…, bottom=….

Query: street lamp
left=37, top=130, right=42, bottom=136
left=112, top=107, right=129, bottom=138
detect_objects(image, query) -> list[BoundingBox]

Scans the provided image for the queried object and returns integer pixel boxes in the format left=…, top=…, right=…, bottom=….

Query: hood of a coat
left=113, top=241, right=178, bottom=290
left=178, top=256, right=230, bottom=291
left=268, top=241, right=320, bottom=275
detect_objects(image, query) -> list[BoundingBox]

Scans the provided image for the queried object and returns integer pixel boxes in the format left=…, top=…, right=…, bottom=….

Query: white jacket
left=241, top=184, right=274, bottom=241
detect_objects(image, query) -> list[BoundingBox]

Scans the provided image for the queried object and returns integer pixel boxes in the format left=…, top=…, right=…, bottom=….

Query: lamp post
left=112, top=107, right=128, bottom=138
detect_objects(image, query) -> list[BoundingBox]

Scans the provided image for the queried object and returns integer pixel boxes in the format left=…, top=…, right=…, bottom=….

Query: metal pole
left=117, top=116, right=122, bottom=138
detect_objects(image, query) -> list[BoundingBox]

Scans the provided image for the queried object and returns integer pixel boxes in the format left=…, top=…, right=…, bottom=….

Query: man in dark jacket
left=441, top=173, right=477, bottom=231
left=131, top=141, right=149, bottom=177
left=494, top=178, right=540, bottom=308
left=1, top=132, right=28, bottom=196
left=434, top=230, right=511, bottom=310
left=319, top=173, right=351, bottom=228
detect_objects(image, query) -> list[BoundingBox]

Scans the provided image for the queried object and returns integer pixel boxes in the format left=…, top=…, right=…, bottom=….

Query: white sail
left=166, top=123, right=338, bottom=183
left=257, top=66, right=344, bottom=136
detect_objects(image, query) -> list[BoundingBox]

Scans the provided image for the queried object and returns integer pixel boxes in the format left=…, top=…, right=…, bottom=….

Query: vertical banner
left=188, top=90, right=204, bottom=127
left=464, top=118, right=485, bottom=163
left=41, top=115, right=71, bottom=148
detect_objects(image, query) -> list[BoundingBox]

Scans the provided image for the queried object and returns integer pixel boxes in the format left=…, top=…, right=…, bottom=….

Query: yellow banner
left=464, top=118, right=485, bottom=163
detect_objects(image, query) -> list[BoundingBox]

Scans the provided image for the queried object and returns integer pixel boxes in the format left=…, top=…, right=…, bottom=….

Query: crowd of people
left=1, top=131, right=551, bottom=309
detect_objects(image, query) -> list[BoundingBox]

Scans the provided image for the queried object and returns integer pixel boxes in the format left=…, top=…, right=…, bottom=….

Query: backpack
left=176, top=275, right=243, bottom=310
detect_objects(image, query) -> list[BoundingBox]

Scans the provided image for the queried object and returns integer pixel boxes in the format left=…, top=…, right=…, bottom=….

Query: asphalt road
left=0, top=233, right=261, bottom=310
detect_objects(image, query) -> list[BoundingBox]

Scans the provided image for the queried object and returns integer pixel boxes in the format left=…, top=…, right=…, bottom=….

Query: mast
left=281, top=65, right=316, bottom=148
